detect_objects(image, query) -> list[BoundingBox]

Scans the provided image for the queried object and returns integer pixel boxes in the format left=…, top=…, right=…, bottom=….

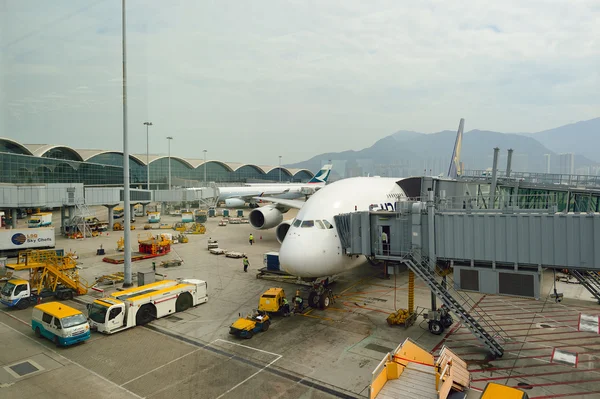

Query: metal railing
left=461, top=170, right=600, bottom=189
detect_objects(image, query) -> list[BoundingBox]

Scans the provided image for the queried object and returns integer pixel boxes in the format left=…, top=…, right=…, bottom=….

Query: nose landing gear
left=307, top=278, right=335, bottom=310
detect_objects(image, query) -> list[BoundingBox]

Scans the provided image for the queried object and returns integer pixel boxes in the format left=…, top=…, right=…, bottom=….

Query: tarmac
left=1, top=207, right=599, bottom=398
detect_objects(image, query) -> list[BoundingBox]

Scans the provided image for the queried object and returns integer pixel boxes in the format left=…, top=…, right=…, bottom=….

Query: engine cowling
left=275, top=220, right=292, bottom=243
left=224, top=198, right=245, bottom=208
left=249, top=205, right=283, bottom=230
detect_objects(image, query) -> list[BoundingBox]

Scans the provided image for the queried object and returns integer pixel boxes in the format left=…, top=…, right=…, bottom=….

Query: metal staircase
left=404, top=252, right=505, bottom=357
left=570, top=270, right=600, bottom=303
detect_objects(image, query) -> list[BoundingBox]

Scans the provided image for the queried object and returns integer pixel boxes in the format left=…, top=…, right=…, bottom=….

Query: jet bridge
left=335, top=178, right=600, bottom=356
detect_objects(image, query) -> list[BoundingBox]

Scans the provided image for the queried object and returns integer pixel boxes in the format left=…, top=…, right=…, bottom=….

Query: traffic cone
left=260, top=235, right=262, bottom=240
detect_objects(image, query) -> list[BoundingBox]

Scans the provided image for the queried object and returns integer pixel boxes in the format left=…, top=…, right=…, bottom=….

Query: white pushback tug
left=87, top=279, right=208, bottom=334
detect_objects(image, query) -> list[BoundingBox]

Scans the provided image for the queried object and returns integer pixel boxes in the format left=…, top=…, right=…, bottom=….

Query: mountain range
left=286, top=117, right=600, bottom=179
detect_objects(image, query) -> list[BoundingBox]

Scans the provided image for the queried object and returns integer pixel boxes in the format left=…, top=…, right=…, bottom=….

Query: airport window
left=293, top=219, right=302, bottom=227
left=301, top=220, right=314, bottom=228
left=316, top=220, right=325, bottom=229
left=42, top=313, right=53, bottom=324
left=322, top=220, right=333, bottom=229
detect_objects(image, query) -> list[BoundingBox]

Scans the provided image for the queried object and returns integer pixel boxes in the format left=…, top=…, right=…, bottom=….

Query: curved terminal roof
left=0, top=137, right=34, bottom=155
left=0, top=138, right=313, bottom=178
left=26, top=144, right=84, bottom=161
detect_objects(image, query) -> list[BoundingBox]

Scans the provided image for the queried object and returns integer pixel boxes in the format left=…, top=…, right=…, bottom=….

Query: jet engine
left=249, top=205, right=283, bottom=230
left=275, top=220, right=292, bottom=243
left=224, top=198, right=245, bottom=208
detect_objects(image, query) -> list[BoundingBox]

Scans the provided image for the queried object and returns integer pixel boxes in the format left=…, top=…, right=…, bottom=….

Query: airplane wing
left=252, top=197, right=305, bottom=209
left=230, top=189, right=291, bottom=202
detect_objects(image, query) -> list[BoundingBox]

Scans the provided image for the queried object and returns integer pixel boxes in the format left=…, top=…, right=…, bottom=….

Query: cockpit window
left=293, top=219, right=302, bottom=227
left=301, top=220, right=314, bottom=228
left=322, top=220, right=333, bottom=229
left=315, top=220, right=325, bottom=229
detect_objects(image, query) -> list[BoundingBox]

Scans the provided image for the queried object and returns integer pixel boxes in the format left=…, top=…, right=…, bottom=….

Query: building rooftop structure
left=0, top=137, right=314, bottom=188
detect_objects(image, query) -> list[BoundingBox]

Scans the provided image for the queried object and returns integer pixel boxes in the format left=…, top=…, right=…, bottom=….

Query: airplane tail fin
left=447, top=118, right=464, bottom=179
left=308, top=164, right=333, bottom=184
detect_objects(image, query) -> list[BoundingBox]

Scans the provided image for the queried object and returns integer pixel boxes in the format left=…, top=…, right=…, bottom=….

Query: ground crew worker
left=243, top=256, right=249, bottom=272
left=282, top=297, right=290, bottom=316
left=249, top=233, right=254, bottom=245
left=293, top=290, right=303, bottom=313
left=381, top=230, right=389, bottom=255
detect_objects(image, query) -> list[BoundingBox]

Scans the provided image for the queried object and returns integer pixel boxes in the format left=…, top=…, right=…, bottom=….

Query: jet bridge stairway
left=403, top=253, right=505, bottom=357
left=570, top=270, right=600, bottom=304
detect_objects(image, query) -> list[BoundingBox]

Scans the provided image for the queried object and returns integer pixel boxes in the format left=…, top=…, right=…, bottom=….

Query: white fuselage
left=279, top=177, right=405, bottom=278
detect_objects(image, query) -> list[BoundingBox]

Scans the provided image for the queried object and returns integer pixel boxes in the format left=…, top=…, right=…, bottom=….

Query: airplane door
left=380, top=225, right=391, bottom=256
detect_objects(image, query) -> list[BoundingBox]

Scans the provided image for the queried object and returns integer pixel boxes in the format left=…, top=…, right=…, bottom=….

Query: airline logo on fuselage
left=369, top=202, right=396, bottom=212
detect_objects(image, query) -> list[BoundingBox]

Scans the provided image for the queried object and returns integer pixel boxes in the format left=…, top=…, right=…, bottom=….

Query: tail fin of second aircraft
left=447, top=118, right=464, bottom=179
left=308, top=164, right=333, bottom=184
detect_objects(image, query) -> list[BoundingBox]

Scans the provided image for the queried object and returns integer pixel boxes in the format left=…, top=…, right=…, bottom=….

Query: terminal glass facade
left=231, top=165, right=265, bottom=182
left=0, top=139, right=314, bottom=187
left=86, top=152, right=146, bottom=185
left=0, top=152, right=124, bottom=185
left=41, top=147, right=83, bottom=161
left=264, top=168, right=293, bottom=182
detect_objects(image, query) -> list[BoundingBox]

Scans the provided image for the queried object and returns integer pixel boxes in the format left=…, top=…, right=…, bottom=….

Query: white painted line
left=0, top=320, right=143, bottom=399
left=214, top=355, right=282, bottom=399
left=213, top=338, right=282, bottom=358
left=120, top=348, right=201, bottom=387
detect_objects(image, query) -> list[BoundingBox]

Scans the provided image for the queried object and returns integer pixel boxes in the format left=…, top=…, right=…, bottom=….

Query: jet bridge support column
left=427, top=189, right=437, bottom=310
left=489, top=147, right=500, bottom=209
left=506, top=148, right=513, bottom=178
left=10, top=209, right=17, bottom=229
left=105, top=205, right=116, bottom=231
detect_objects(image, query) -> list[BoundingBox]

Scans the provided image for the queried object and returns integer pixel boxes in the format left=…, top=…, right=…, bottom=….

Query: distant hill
left=285, top=118, right=600, bottom=178
left=525, top=118, right=600, bottom=162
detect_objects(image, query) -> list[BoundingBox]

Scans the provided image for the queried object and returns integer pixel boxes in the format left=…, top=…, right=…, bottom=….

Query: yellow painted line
left=304, top=309, right=313, bottom=316
left=298, top=313, right=334, bottom=322
left=324, top=307, right=351, bottom=313
left=338, top=278, right=369, bottom=295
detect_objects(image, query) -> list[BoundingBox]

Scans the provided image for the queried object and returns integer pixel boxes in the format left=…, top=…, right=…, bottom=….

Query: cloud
left=1, top=0, right=598, bottom=164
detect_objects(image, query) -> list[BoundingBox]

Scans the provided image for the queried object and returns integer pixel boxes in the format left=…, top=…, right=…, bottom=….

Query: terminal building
left=0, top=138, right=315, bottom=188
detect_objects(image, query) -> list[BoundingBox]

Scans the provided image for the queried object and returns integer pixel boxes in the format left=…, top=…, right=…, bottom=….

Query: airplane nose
left=279, top=231, right=340, bottom=278
left=279, top=234, right=310, bottom=276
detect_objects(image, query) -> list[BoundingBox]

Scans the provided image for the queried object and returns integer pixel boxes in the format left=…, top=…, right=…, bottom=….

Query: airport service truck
left=28, top=213, right=52, bottom=228
left=0, top=227, right=55, bottom=256
left=87, top=279, right=208, bottom=334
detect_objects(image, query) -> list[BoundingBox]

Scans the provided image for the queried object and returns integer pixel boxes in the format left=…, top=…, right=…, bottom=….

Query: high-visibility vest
left=243, top=258, right=249, bottom=266
left=382, top=232, right=388, bottom=242
left=249, top=235, right=254, bottom=241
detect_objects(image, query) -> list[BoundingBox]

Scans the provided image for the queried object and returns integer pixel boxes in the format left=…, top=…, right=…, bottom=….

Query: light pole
left=279, top=155, right=282, bottom=183
left=122, top=0, right=132, bottom=287
left=203, top=149, right=207, bottom=186
left=166, top=136, right=173, bottom=189
left=144, top=121, right=152, bottom=190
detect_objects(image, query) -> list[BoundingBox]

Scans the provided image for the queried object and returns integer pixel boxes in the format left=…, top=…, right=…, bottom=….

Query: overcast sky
left=1, top=0, right=598, bottom=165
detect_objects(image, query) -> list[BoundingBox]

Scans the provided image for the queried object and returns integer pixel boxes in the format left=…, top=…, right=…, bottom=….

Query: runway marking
left=0, top=317, right=142, bottom=399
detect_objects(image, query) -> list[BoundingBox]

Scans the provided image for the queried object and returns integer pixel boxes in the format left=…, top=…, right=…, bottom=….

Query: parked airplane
left=251, top=119, right=465, bottom=280
left=218, top=164, right=332, bottom=208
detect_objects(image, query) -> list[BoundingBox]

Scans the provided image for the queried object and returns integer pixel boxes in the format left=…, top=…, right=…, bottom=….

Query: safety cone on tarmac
left=260, top=235, right=262, bottom=240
